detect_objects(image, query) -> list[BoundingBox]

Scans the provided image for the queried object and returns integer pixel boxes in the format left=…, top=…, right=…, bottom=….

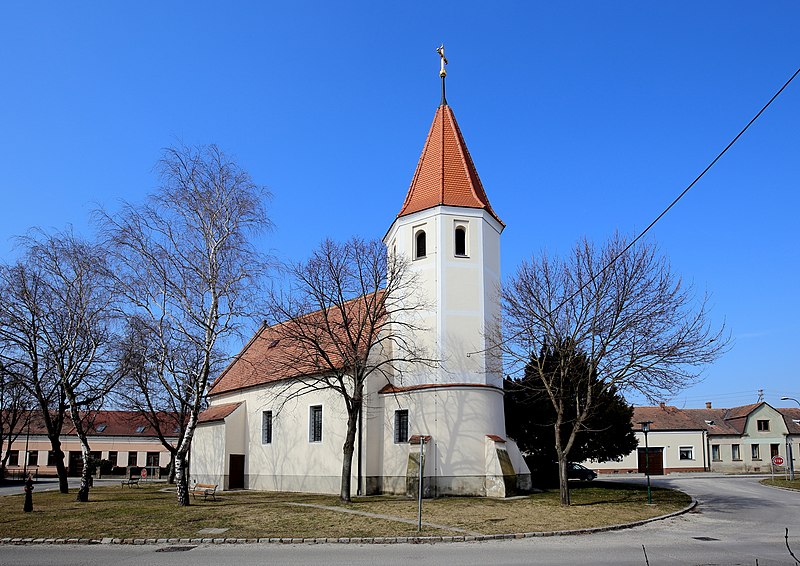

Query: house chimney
left=659, top=402, right=665, bottom=409
left=706, top=401, right=712, bottom=409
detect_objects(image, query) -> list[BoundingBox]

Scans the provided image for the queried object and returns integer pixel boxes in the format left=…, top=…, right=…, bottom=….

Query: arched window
left=415, top=230, right=427, bottom=259
left=455, top=226, right=466, bottom=256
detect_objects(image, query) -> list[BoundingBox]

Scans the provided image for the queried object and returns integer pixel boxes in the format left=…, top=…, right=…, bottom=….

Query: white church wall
left=211, top=379, right=361, bottom=495
left=191, top=422, right=226, bottom=487
left=379, top=385, right=508, bottom=496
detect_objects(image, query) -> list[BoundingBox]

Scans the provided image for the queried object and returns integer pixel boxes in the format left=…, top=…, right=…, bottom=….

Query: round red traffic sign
left=772, top=455, right=784, bottom=466
left=140, top=468, right=148, bottom=478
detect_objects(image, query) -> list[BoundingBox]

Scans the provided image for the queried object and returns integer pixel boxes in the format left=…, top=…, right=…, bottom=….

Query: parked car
left=568, top=462, right=597, bottom=481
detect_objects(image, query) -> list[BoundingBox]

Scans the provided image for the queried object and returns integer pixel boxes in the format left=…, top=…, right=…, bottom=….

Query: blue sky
left=1, top=2, right=798, bottom=409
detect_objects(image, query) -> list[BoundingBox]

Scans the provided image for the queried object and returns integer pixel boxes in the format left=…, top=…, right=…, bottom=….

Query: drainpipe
left=356, top=405, right=363, bottom=496
left=701, top=430, right=707, bottom=472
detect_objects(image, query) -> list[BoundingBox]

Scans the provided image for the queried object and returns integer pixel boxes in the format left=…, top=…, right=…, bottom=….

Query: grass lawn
left=0, top=481, right=691, bottom=540
left=761, top=478, right=800, bottom=491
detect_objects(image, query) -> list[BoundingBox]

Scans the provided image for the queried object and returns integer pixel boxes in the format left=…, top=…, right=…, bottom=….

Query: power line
left=469, top=65, right=800, bottom=358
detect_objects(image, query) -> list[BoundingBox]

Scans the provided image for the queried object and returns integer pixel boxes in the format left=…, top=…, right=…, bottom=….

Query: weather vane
left=436, top=44, right=448, bottom=106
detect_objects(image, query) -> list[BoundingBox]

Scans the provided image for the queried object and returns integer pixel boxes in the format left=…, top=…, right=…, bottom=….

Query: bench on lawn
left=121, top=468, right=141, bottom=488
left=190, top=483, right=218, bottom=501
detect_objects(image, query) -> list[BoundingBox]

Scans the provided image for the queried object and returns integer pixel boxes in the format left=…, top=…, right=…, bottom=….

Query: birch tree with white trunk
left=99, top=143, right=272, bottom=506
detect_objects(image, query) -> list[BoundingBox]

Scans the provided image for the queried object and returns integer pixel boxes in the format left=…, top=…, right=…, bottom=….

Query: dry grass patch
left=346, top=482, right=690, bottom=534
left=761, top=478, right=800, bottom=491
left=0, top=481, right=690, bottom=540
left=0, top=487, right=448, bottom=539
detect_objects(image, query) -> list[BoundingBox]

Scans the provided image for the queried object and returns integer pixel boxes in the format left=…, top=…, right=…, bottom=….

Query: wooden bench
left=121, top=469, right=141, bottom=488
left=190, top=483, right=218, bottom=501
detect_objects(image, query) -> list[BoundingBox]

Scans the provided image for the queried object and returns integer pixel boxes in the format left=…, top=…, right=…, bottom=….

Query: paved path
left=0, top=475, right=798, bottom=565
left=285, top=502, right=483, bottom=536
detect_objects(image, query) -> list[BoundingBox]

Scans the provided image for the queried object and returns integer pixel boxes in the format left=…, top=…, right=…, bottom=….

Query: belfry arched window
left=415, top=230, right=427, bottom=259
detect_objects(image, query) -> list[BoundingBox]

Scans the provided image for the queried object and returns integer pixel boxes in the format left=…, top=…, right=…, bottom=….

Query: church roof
left=197, top=402, right=242, bottom=424
left=397, top=104, right=503, bottom=226
left=208, top=293, right=382, bottom=396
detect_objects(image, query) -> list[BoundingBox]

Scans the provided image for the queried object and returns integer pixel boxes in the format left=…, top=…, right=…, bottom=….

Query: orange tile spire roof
left=397, top=103, right=503, bottom=226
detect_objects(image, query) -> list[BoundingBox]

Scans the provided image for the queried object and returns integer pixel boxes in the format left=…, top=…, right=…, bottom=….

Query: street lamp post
left=780, top=396, right=799, bottom=481
left=639, top=420, right=653, bottom=504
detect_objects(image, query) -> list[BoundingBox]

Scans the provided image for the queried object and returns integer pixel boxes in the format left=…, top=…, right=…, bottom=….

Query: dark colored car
left=568, top=462, right=597, bottom=481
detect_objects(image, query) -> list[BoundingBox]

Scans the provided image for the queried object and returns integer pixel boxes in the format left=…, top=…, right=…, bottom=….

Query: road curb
left=0, top=499, right=698, bottom=546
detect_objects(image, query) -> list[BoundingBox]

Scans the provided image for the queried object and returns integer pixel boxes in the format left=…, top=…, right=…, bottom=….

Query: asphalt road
left=1, top=475, right=798, bottom=565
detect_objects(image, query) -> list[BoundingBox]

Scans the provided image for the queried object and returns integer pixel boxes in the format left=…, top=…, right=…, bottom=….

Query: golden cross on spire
left=436, top=44, right=448, bottom=78
left=436, top=44, right=448, bottom=106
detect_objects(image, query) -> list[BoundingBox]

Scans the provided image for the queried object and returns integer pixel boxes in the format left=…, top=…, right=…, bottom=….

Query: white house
left=586, top=402, right=800, bottom=475
left=191, top=74, right=531, bottom=497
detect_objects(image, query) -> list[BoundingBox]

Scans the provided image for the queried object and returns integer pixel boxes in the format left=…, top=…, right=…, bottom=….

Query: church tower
left=374, top=48, right=530, bottom=497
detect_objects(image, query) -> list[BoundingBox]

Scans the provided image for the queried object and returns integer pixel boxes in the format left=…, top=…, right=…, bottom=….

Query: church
left=191, top=52, right=531, bottom=498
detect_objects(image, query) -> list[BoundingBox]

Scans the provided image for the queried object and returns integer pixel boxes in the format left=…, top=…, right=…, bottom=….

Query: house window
left=454, top=225, right=467, bottom=257
left=95, top=424, right=107, bottom=432
left=146, top=452, right=160, bottom=469
left=108, top=451, right=118, bottom=466
left=7, top=450, right=18, bottom=466
left=309, top=405, right=323, bottom=443
left=731, top=444, right=741, bottom=461
left=47, top=450, right=62, bottom=466
left=751, top=444, right=760, bottom=460
left=394, top=409, right=409, bottom=444
left=135, top=425, right=146, bottom=433
left=90, top=451, right=101, bottom=462
left=27, top=451, right=39, bottom=466
left=414, top=230, right=427, bottom=259
left=757, top=419, right=770, bottom=431
left=128, top=451, right=138, bottom=467
left=711, top=445, right=720, bottom=461
left=679, top=446, right=694, bottom=460
left=262, top=410, right=273, bottom=444
left=771, top=443, right=780, bottom=458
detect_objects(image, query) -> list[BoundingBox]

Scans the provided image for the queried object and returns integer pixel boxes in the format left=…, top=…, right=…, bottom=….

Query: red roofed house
left=190, top=62, right=531, bottom=497
left=2, top=410, right=178, bottom=478
left=582, top=401, right=799, bottom=475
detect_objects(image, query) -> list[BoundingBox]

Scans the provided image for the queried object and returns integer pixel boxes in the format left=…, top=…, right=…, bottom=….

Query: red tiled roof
left=633, top=406, right=707, bottom=431
left=198, top=402, right=242, bottom=424
left=632, top=402, right=800, bottom=436
left=398, top=104, right=503, bottom=226
left=2, top=410, right=180, bottom=438
left=209, top=293, right=383, bottom=396
left=780, top=407, right=800, bottom=434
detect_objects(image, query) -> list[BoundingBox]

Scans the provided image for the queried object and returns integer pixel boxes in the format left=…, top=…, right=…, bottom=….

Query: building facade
left=585, top=402, right=800, bottom=475
left=2, top=410, right=177, bottom=478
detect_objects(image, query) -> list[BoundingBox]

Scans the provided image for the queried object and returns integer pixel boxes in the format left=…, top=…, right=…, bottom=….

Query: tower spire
left=436, top=44, right=448, bottom=106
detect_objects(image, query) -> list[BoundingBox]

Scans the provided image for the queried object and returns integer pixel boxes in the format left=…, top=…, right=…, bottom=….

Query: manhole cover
left=156, top=545, right=197, bottom=552
left=692, top=536, right=720, bottom=541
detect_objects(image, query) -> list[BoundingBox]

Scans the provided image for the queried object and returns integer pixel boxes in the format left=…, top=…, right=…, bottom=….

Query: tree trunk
left=175, top=452, right=190, bottom=506
left=339, top=406, right=359, bottom=503
left=168, top=452, right=176, bottom=484
left=47, top=436, right=69, bottom=494
left=557, top=455, right=570, bottom=506
left=76, top=444, right=92, bottom=502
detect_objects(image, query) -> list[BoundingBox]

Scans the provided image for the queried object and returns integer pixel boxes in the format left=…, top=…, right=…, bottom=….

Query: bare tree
left=0, top=230, right=117, bottom=498
left=500, top=234, right=728, bottom=505
left=115, top=315, right=190, bottom=483
left=0, top=250, right=69, bottom=492
left=99, top=143, right=272, bottom=506
left=0, top=358, right=33, bottom=479
left=265, top=237, right=434, bottom=503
